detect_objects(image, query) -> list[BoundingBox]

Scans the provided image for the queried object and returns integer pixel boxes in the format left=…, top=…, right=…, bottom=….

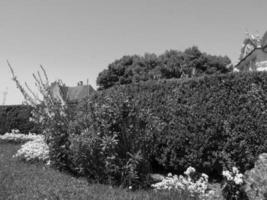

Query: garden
left=1, top=57, right=267, bottom=199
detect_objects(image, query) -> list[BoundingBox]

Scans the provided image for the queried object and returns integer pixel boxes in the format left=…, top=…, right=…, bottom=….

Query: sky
left=0, top=0, right=266, bottom=105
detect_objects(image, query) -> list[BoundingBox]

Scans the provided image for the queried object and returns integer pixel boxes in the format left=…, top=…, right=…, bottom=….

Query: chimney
left=77, top=81, right=83, bottom=86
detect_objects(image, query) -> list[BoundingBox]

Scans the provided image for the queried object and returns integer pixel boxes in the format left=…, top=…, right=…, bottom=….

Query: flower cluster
left=222, top=167, right=244, bottom=185
left=1, top=129, right=50, bottom=164
left=222, top=167, right=247, bottom=200
left=0, top=130, right=44, bottom=143
left=13, top=136, right=49, bottom=163
left=152, top=167, right=212, bottom=197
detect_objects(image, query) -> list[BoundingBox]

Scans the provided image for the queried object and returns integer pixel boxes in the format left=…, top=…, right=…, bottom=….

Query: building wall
left=237, top=49, right=267, bottom=71
left=256, top=50, right=267, bottom=62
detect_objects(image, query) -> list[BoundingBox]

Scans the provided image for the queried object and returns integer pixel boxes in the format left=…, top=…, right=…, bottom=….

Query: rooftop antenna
left=2, top=87, right=8, bottom=105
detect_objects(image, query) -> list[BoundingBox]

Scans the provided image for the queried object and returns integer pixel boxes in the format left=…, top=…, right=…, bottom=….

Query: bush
left=75, top=72, right=267, bottom=180
left=69, top=99, right=152, bottom=188
left=0, top=105, right=39, bottom=134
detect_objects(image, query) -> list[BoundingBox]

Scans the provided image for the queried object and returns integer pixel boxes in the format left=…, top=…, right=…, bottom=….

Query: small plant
left=222, top=167, right=248, bottom=200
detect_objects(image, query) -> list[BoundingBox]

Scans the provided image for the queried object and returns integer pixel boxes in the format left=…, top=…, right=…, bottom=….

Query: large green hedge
left=76, top=72, right=267, bottom=179
left=0, top=105, right=39, bottom=134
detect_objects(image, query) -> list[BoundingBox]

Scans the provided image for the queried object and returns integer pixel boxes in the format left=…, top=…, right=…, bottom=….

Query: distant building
left=235, top=31, right=267, bottom=72
left=49, top=81, right=96, bottom=104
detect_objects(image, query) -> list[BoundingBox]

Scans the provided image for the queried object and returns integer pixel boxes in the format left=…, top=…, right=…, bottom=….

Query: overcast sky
left=0, top=0, right=266, bottom=104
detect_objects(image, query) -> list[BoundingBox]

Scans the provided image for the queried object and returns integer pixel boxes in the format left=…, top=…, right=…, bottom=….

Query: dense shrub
left=69, top=97, right=152, bottom=188
left=0, top=105, right=39, bottom=134
left=75, top=72, right=267, bottom=180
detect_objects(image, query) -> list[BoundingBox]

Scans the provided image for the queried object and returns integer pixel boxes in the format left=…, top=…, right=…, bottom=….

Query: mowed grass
left=0, top=142, right=199, bottom=200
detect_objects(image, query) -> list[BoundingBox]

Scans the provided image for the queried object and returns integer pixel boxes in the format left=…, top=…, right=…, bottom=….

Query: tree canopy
left=97, top=46, right=232, bottom=90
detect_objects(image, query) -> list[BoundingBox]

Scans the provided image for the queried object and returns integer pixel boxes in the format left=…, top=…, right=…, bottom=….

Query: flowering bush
left=151, top=167, right=214, bottom=199
left=222, top=167, right=248, bottom=200
left=0, top=130, right=43, bottom=143
left=14, top=137, right=50, bottom=163
left=9, top=64, right=71, bottom=171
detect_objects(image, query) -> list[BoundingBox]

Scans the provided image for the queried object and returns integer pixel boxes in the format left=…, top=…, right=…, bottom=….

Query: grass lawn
left=0, top=142, right=201, bottom=200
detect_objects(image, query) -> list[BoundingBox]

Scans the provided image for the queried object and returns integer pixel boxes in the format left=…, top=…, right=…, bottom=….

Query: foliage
left=222, top=167, right=248, bottom=200
left=69, top=97, right=152, bottom=188
left=97, top=46, right=232, bottom=89
left=0, top=105, right=39, bottom=135
left=88, top=71, right=267, bottom=179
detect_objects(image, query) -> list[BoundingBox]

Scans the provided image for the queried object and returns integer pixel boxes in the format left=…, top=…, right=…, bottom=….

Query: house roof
left=49, top=82, right=96, bottom=103
left=66, top=85, right=95, bottom=102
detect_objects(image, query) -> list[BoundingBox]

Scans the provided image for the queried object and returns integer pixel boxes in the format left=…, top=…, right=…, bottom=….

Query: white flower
left=184, top=166, right=196, bottom=176
left=223, top=167, right=244, bottom=185
left=201, top=173, right=209, bottom=181
left=222, top=170, right=233, bottom=181
left=0, top=132, right=44, bottom=143
left=46, top=160, right=51, bottom=166
left=234, top=173, right=243, bottom=185
left=232, top=166, right=239, bottom=174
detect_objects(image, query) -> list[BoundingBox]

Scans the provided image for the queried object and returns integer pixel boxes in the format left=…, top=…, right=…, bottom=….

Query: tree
left=97, top=46, right=232, bottom=90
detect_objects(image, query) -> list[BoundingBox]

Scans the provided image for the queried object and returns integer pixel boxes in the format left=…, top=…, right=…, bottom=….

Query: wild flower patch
left=151, top=167, right=216, bottom=199
left=13, top=137, right=50, bottom=163
left=0, top=129, right=43, bottom=143
left=0, top=129, right=50, bottom=163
